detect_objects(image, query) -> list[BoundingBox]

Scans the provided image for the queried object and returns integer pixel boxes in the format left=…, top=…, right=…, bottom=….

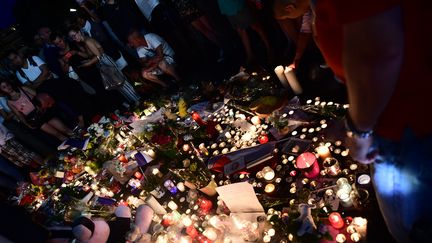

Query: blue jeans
left=372, top=129, right=432, bottom=242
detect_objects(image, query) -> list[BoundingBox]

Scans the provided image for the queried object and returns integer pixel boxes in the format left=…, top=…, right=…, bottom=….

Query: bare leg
left=236, top=28, right=255, bottom=64
left=277, top=18, right=299, bottom=44
left=40, top=123, right=68, bottom=141
left=47, top=118, right=73, bottom=136
left=250, top=22, right=274, bottom=62
left=191, top=16, right=223, bottom=48
left=142, top=71, right=169, bottom=88
left=158, top=61, right=181, bottom=82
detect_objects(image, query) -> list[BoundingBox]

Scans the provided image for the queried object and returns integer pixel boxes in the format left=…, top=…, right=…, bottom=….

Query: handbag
left=25, top=109, right=44, bottom=128
left=98, top=54, right=126, bottom=90
left=20, top=88, right=51, bottom=128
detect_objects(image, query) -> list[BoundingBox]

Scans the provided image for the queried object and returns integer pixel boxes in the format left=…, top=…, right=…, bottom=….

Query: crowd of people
left=1, top=0, right=430, bottom=242
left=0, top=0, right=321, bottom=196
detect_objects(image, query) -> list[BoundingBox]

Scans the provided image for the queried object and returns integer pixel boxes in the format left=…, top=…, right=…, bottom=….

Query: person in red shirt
left=275, top=0, right=432, bottom=242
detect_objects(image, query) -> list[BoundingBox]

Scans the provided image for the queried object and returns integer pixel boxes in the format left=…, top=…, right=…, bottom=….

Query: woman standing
left=67, top=28, right=140, bottom=106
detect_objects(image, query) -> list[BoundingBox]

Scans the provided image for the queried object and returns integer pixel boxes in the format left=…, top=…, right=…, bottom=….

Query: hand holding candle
left=274, top=65, right=290, bottom=89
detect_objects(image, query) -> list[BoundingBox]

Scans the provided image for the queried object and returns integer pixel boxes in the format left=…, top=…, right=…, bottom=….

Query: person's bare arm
left=79, top=39, right=103, bottom=67
left=148, top=45, right=164, bottom=65
left=342, top=6, right=403, bottom=163
left=343, top=6, right=403, bottom=132
left=291, top=32, right=311, bottom=68
left=22, top=86, right=37, bottom=97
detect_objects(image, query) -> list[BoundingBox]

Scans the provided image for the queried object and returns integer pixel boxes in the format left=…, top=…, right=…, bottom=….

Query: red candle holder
left=296, top=152, right=320, bottom=178
left=329, top=212, right=344, bottom=229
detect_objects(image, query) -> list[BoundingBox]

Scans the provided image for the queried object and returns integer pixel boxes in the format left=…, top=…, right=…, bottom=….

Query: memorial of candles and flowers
left=11, top=68, right=371, bottom=243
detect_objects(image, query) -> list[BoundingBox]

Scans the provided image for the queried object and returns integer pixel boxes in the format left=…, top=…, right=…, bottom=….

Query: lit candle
left=337, top=189, right=353, bottom=207
left=316, top=145, right=331, bottom=159
left=177, top=182, right=186, bottom=192
left=274, top=65, right=290, bottom=89
left=352, top=217, right=367, bottom=236
left=134, top=171, right=142, bottom=179
left=351, top=232, right=361, bottom=242
left=284, top=66, right=303, bottom=95
left=258, top=135, right=269, bottom=144
left=262, top=166, right=275, bottom=181
left=323, top=157, right=341, bottom=176
left=264, top=183, right=275, bottom=193
left=296, top=152, right=320, bottom=178
left=168, top=201, right=178, bottom=211
left=251, top=116, right=261, bottom=125
left=203, top=228, right=218, bottom=241
left=357, top=174, right=371, bottom=185
left=336, top=177, right=352, bottom=193
left=329, top=212, right=345, bottom=229
left=335, top=233, right=346, bottom=242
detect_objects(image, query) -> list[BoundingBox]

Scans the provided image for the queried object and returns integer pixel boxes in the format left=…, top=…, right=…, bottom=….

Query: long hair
left=0, top=78, right=22, bottom=100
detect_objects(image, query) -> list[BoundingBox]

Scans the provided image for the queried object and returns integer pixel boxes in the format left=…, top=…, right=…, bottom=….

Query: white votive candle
left=284, top=66, right=303, bottom=94
left=316, top=145, right=331, bottom=159
left=274, top=65, right=290, bottom=89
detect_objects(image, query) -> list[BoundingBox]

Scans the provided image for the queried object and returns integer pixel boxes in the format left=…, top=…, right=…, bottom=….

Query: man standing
left=37, top=26, right=63, bottom=77
left=274, top=0, right=432, bottom=242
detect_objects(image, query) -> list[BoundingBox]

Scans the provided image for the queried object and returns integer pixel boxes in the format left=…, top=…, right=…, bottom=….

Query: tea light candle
left=357, top=174, right=371, bottom=185
left=274, top=65, right=290, bottom=89
left=352, top=217, right=367, bottom=236
left=168, top=201, right=178, bottom=211
left=323, top=157, right=341, bottom=176
left=262, top=166, right=275, bottom=181
left=351, top=232, right=361, bottom=242
left=329, top=212, right=345, bottom=229
left=336, top=233, right=346, bottom=242
left=336, top=178, right=352, bottom=193
left=296, top=152, right=320, bottom=178
left=251, top=116, right=261, bottom=125
left=316, top=145, right=331, bottom=159
left=264, top=183, right=275, bottom=193
left=337, top=189, right=353, bottom=207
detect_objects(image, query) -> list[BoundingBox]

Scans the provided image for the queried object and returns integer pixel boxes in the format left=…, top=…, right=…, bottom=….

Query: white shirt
left=134, top=0, right=160, bottom=21
left=82, top=20, right=92, bottom=37
left=136, top=33, right=175, bottom=59
left=15, top=56, right=45, bottom=84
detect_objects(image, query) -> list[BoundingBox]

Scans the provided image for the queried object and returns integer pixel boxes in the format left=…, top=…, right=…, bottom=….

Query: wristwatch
left=344, top=114, right=374, bottom=139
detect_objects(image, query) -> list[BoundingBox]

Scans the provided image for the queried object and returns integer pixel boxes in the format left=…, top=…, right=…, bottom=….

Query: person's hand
left=288, top=63, right=296, bottom=69
left=345, top=135, right=376, bottom=164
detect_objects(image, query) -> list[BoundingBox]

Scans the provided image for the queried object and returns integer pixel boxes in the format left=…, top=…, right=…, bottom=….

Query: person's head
left=68, top=28, right=84, bottom=43
left=70, top=12, right=87, bottom=29
left=0, top=79, right=19, bottom=97
left=6, top=50, right=24, bottom=68
left=38, top=26, right=52, bottom=44
left=50, top=32, right=68, bottom=50
left=127, top=29, right=146, bottom=49
left=273, top=0, right=310, bottom=20
left=72, top=216, right=95, bottom=241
